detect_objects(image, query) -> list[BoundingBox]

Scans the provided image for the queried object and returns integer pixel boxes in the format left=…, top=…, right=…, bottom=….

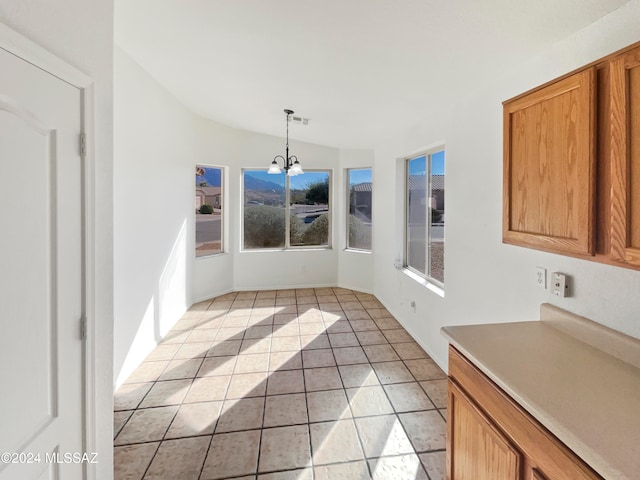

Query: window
left=195, top=165, right=223, bottom=257
left=347, top=168, right=372, bottom=251
left=243, top=169, right=331, bottom=250
left=405, top=149, right=445, bottom=285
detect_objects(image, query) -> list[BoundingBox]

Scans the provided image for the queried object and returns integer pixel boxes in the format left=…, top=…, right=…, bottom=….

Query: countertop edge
left=440, top=323, right=628, bottom=480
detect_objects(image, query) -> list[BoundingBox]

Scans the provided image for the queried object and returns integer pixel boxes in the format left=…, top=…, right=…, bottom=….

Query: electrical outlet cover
left=536, top=267, right=547, bottom=289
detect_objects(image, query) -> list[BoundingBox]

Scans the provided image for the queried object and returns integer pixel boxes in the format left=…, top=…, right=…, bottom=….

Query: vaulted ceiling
left=115, top=0, right=630, bottom=149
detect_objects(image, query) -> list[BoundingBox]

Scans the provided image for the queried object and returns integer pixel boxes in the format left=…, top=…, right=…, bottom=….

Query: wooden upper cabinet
left=531, top=469, right=549, bottom=480
left=609, top=46, right=640, bottom=266
left=503, top=68, right=597, bottom=256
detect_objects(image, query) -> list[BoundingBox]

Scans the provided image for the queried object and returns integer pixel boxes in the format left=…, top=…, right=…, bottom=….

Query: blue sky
left=196, top=166, right=222, bottom=187
left=409, top=150, right=445, bottom=176
left=290, top=171, right=329, bottom=189
left=349, top=168, right=372, bottom=186
left=244, top=169, right=329, bottom=189
left=200, top=152, right=444, bottom=189
left=432, top=150, right=445, bottom=175
left=248, top=169, right=372, bottom=189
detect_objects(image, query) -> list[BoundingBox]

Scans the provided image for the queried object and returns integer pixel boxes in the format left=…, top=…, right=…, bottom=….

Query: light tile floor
left=114, top=288, right=447, bottom=480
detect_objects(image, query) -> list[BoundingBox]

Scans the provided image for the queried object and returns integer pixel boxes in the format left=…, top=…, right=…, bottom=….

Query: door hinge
left=80, top=133, right=86, bottom=157
left=80, top=316, right=87, bottom=341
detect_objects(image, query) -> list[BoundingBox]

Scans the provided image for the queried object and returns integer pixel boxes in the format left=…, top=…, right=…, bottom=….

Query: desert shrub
left=305, top=178, right=329, bottom=204
left=301, top=214, right=329, bottom=245
left=244, top=205, right=285, bottom=248
left=348, top=214, right=371, bottom=249
left=289, top=215, right=305, bottom=245
left=243, top=205, right=306, bottom=248
left=199, top=204, right=214, bottom=214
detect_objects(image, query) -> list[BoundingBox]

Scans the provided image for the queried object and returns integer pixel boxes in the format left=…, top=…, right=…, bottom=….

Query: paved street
left=196, top=214, right=221, bottom=245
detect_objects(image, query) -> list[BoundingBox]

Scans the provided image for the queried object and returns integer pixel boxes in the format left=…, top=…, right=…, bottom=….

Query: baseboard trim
left=381, top=300, right=448, bottom=374
left=191, top=283, right=374, bottom=305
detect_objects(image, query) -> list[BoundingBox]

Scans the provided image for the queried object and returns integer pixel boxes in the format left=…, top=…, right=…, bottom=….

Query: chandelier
left=267, top=109, right=304, bottom=176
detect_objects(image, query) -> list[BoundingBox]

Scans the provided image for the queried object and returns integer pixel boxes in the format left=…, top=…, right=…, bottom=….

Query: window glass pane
left=290, top=171, right=330, bottom=247
left=195, top=165, right=223, bottom=257
left=407, top=156, right=427, bottom=274
left=347, top=168, right=372, bottom=250
left=429, top=151, right=445, bottom=284
left=243, top=170, right=286, bottom=249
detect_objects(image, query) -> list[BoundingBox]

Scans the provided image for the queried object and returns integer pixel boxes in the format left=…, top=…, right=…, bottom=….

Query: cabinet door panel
left=610, top=47, right=640, bottom=265
left=448, top=347, right=602, bottom=480
left=503, top=68, right=596, bottom=255
left=448, top=380, right=522, bottom=480
left=531, top=468, right=549, bottom=480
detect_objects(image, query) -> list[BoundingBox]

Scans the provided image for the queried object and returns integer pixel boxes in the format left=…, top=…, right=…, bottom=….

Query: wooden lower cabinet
left=448, top=380, right=521, bottom=480
left=447, top=346, right=602, bottom=480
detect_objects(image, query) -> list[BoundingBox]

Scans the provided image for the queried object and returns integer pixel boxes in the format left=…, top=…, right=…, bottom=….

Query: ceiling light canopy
left=267, top=109, right=304, bottom=176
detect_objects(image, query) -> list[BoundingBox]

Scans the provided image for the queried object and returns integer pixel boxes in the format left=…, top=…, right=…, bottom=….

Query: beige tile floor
left=114, top=288, right=447, bottom=480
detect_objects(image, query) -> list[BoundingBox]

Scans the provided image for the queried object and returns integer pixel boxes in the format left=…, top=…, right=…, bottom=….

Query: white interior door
left=0, top=45, right=84, bottom=479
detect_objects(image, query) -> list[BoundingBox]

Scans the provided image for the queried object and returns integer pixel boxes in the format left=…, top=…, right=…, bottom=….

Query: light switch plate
left=552, top=272, right=568, bottom=297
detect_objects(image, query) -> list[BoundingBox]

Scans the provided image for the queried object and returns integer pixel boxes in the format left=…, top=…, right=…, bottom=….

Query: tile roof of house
left=196, top=186, right=222, bottom=196
left=409, top=174, right=444, bottom=191
left=351, top=176, right=444, bottom=192
left=351, top=182, right=372, bottom=192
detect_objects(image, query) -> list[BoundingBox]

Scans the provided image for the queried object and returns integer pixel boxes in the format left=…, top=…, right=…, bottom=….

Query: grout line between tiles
left=299, top=341, right=316, bottom=476
left=253, top=305, right=274, bottom=478
left=331, top=329, right=372, bottom=479
left=114, top=288, right=445, bottom=480
left=347, top=308, right=433, bottom=479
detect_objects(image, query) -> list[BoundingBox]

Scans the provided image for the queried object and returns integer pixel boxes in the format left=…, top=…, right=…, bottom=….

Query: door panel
left=0, top=46, right=83, bottom=479
left=448, top=380, right=522, bottom=480
left=610, top=46, right=640, bottom=265
left=531, top=468, right=549, bottom=480
left=503, top=68, right=596, bottom=256
left=0, top=109, right=56, bottom=453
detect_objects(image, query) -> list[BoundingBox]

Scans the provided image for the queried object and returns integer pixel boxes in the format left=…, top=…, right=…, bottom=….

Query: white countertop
left=442, top=319, right=640, bottom=480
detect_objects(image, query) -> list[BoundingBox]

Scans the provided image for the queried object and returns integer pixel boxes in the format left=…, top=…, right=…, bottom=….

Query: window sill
left=401, top=268, right=445, bottom=298
left=195, top=251, right=227, bottom=260
left=240, top=247, right=333, bottom=253
left=344, top=248, right=372, bottom=254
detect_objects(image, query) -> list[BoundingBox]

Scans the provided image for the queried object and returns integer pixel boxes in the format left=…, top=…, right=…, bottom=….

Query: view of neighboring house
left=348, top=175, right=446, bottom=228
left=430, top=175, right=445, bottom=213
left=350, top=182, right=372, bottom=222
left=195, top=185, right=222, bottom=210
left=407, top=174, right=445, bottom=224
left=195, top=166, right=223, bottom=256
left=349, top=176, right=445, bottom=224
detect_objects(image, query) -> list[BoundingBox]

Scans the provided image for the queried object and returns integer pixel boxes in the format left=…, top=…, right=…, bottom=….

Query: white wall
left=231, top=134, right=340, bottom=291
left=194, top=119, right=342, bottom=296
left=190, top=119, right=236, bottom=302
left=372, top=0, right=640, bottom=372
left=115, top=49, right=350, bottom=383
left=0, top=1, right=114, bottom=478
left=338, top=149, right=375, bottom=293
left=114, top=47, right=197, bottom=386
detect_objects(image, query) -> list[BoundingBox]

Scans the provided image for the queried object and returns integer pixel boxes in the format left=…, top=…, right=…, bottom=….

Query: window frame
left=195, top=164, right=225, bottom=259
left=241, top=168, right=333, bottom=251
left=404, top=148, right=445, bottom=288
left=345, top=167, right=373, bottom=252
